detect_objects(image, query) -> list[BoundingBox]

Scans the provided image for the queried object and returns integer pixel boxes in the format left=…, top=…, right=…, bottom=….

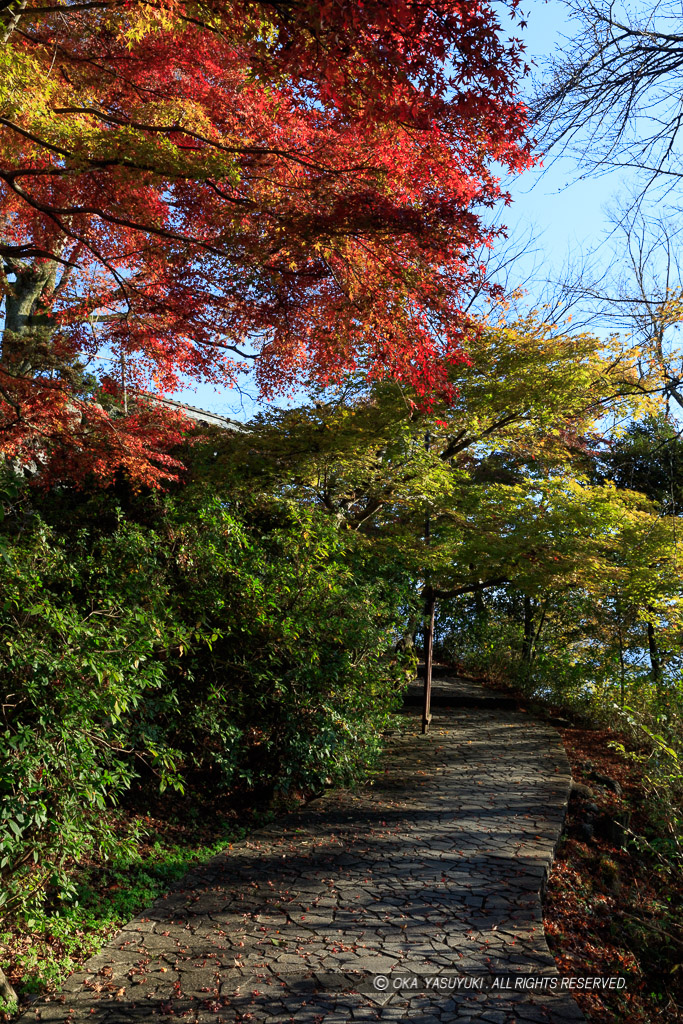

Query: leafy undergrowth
left=546, top=726, right=682, bottom=1024
left=0, top=803, right=265, bottom=1021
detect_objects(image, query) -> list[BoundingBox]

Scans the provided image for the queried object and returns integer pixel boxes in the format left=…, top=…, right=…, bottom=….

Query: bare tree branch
left=533, top=1, right=683, bottom=200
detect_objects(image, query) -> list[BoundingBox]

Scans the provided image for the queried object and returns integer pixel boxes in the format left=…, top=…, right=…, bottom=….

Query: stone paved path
left=25, top=675, right=584, bottom=1023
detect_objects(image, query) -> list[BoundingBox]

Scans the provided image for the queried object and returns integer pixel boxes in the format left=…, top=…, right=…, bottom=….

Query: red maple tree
left=0, top=0, right=532, bottom=484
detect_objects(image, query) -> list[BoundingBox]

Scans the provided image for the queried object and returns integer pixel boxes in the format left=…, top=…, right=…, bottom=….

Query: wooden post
left=422, top=585, right=434, bottom=733
left=422, top=427, right=433, bottom=733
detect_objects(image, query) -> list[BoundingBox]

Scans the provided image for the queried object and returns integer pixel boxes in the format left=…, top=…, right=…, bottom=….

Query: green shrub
left=0, top=481, right=413, bottom=926
left=0, top=515, right=189, bottom=921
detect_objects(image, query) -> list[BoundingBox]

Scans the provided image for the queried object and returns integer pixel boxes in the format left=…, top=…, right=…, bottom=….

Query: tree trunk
left=522, top=595, right=534, bottom=665
left=618, top=625, right=626, bottom=708
left=0, top=965, right=17, bottom=1005
left=615, top=594, right=626, bottom=707
left=473, top=583, right=487, bottom=625
left=2, top=261, right=60, bottom=374
left=647, top=619, right=662, bottom=690
left=1, top=0, right=27, bottom=45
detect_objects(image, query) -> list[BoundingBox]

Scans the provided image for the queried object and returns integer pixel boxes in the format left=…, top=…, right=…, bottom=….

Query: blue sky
left=169, top=0, right=630, bottom=421
left=503, top=1, right=626, bottom=290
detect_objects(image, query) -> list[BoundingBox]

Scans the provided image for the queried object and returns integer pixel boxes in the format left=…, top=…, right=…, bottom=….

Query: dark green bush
left=162, top=493, right=412, bottom=795
left=0, top=479, right=413, bottom=924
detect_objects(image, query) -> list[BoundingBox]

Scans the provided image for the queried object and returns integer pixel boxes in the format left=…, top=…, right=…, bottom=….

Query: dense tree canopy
left=597, top=414, right=683, bottom=517
left=0, top=0, right=531, bottom=484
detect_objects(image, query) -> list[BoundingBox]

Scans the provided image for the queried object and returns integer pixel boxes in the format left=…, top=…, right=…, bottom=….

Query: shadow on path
left=24, top=675, right=584, bottom=1023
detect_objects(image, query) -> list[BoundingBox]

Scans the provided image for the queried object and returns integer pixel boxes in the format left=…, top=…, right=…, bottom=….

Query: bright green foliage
left=160, top=490, right=414, bottom=795
left=0, top=505, right=190, bottom=920
left=217, top=310, right=659, bottom=599
left=597, top=413, right=683, bottom=516
left=211, top=310, right=682, bottom=863
left=0, top=478, right=413, bottom=927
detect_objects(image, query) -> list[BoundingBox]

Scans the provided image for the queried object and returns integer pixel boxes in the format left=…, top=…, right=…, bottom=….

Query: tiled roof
left=143, top=395, right=246, bottom=430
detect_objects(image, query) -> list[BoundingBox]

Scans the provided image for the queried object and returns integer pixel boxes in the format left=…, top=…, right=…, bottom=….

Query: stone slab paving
left=22, top=675, right=585, bottom=1024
